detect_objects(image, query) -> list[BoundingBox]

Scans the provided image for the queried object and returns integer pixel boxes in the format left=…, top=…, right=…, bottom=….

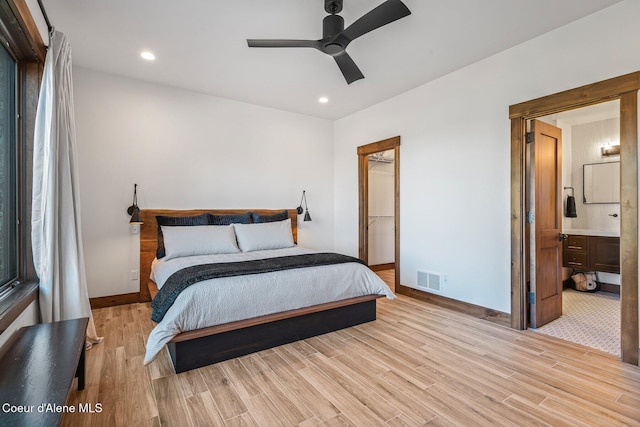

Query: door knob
left=559, top=233, right=568, bottom=241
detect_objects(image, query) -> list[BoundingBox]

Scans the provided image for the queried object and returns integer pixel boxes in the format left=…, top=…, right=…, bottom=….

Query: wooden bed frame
left=139, top=208, right=381, bottom=373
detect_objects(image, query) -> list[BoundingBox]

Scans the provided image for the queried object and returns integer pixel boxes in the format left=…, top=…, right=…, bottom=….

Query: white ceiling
left=542, top=100, right=620, bottom=126
left=45, top=0, right=622, bottom=120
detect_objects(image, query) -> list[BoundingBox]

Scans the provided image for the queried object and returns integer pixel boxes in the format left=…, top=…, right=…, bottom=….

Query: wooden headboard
left=138, top=209, right=298, bottom=302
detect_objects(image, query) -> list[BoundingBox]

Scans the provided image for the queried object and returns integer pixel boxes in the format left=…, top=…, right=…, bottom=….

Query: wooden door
left=531, top=119, right=563, bottom=328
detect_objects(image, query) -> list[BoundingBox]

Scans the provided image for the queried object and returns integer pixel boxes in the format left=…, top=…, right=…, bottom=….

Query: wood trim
left=357, top=136, right=402, bottom=155
left=394, top=145, right=400, bottom=291
left=171, top=295, right=382, bottom=342
left=138, top=209, right=298, bottom=302
left=357, top=136, right=401, bottom=291
left=509, top=72, right=640, bottom=119
left=358, top=154, right=368, bottom=262
left=89, top=292, right=140, bottom=309
left=599, top=283, right=620, bottom=295
left=369, top=263, right=395, bottom=272
left=397, top=284, right=511, bottom=327
left=510, top=72, right=639, bottom=365
left=511, top=117, right=526, bottom=330
left=5, top=0, right=46, bottom=62
left=620, top=90, right=639, bottom=365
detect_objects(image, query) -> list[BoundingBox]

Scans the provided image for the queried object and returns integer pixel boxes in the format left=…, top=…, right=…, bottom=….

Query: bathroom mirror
left=583, top=161, right=620, bottom=204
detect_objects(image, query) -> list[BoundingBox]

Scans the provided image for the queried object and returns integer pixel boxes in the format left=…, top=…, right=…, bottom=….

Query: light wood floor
left=63, top=295, right=640, bottom=426
left=375, top=269, right=395, bottom=292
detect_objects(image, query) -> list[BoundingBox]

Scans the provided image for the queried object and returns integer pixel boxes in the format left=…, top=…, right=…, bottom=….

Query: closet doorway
left=358, top=136, right=400, bottom=291
left=510, top=72, right=639, bottom=365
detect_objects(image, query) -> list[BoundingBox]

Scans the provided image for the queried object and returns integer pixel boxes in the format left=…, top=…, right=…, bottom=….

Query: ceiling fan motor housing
left=323, top=14, right=344, bottom=39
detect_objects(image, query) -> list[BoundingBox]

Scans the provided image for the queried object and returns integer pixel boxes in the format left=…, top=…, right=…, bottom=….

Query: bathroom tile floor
left=531, top=289, right=620, bottom=356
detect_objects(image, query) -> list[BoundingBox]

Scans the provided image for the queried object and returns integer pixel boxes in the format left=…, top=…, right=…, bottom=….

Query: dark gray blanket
left=151, top=252, right=366, bottom=322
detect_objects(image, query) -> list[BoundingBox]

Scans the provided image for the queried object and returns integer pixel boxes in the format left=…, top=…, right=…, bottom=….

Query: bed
left=139, top=209, right=395, bottom=373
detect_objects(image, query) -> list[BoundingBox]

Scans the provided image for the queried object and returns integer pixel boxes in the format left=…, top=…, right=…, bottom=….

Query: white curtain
left=32, top=30, right=102, bottom=348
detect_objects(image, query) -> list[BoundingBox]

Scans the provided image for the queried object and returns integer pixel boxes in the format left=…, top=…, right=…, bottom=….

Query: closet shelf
left=368, top=215, right=394, bottom=227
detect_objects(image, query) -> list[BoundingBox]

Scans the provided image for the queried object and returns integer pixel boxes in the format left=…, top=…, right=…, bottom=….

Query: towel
left=566, top=195, right=577, bottom=217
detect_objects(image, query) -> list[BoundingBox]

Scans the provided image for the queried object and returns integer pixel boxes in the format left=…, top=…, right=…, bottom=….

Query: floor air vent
left=417, top=270, right=442, bottom=293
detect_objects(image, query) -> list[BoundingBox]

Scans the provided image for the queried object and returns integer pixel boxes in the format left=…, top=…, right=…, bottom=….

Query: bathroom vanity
left=563, top=232, right=620, bottom=274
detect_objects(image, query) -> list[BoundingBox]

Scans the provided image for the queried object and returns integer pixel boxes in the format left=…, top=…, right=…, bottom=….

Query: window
left=0, top=0, right=43, bottom=330
left=0, top=43, right=16, bottom=295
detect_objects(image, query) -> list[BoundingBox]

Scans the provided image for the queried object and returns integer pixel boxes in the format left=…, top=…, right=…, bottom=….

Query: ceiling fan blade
left=247, top=39, right=320, bottom=49
left=341, top=0, right=411, bottom=42
left=333, top=52, right=364, bottom=84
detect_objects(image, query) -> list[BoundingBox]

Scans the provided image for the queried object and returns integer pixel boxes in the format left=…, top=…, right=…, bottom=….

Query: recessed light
left=318, top=97, right=329, bottom=104
left=140, top=51, right=156, bottom=61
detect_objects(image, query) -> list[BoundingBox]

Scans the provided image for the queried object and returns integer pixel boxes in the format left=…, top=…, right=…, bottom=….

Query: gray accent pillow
left=156, top=214, right=209, bottom=259
left=207, top=212, right=253, bottom=225
left=251, top=210, right=288, bottom=224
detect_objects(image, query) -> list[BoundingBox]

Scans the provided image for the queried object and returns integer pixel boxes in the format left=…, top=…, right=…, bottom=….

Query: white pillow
left=233, top=219, right=295, bottom=252
left=160, top=225, right=240, bottom=260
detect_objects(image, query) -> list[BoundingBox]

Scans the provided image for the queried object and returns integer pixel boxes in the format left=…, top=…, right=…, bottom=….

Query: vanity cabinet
left=563, top=235, right=588, bottom=269
left=563, top=234, right=620, bottom=274
left=591, top=236, right=620, bottom=273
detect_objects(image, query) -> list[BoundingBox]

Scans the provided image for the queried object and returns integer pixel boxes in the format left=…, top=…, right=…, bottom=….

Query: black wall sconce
left=127, top=183, right=143, bottom=224
left=297, top=190, right=312, bottom=222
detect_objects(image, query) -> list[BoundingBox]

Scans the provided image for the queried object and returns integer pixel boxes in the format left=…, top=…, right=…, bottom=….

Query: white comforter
left=144, top=246, right=395, bottom=364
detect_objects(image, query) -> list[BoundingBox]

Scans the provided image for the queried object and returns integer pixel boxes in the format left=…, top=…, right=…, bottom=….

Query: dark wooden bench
left=0, top=317, right=88, bottom=427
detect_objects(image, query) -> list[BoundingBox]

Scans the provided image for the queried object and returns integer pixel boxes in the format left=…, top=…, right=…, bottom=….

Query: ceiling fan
left=247, top=0, right=411, bottom=84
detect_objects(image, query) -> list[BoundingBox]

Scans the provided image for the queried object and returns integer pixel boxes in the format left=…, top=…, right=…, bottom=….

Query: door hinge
left=528, top=292, right=535, bottom=305
left=526, top=211, right=534, bottom=224
left=526, top=132, right=534, bottom=144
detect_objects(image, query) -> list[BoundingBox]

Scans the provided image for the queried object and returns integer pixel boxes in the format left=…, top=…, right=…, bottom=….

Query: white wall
left=0, top=301, right=38, bottom=349
left=73, top=68, right=335, bottom=298
left=25, top=0, right=49, bottom=45
left=559, top=120, right=574, bottom=232
left=334, top=1, right=640, bottom=313
left=568, top=118, right=620, bottom=232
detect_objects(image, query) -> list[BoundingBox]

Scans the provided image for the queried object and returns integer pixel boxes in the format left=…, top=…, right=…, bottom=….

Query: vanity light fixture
left=601, top=143, right=620, bottom=157
left=297, top=190, right=312, bottom=222
left=127, top=184, right=143, bottom=224
left=140, top=51, right=156, bottom=61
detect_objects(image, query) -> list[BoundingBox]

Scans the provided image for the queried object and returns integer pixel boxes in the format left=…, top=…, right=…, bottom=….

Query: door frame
left=358, top=136, right=400, bottom=291
left=510, top=72, right=639, bottom=365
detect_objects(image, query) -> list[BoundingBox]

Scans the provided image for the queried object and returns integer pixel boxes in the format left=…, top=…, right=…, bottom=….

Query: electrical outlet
left=130, top=270, right=139, bottom=281
left=443, top=274, right=449, bottom=285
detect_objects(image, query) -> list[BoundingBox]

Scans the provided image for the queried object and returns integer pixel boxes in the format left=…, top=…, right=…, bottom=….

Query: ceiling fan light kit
left=247, top=0, right=411, bottom=84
